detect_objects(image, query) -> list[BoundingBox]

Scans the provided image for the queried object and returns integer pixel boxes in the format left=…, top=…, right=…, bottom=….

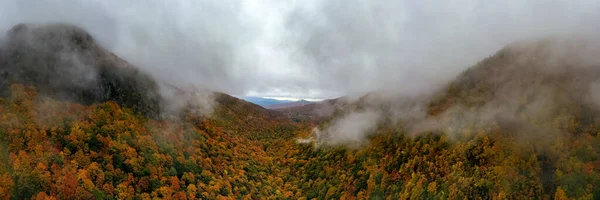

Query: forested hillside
left=283, top=39, right=600, bottom=199
left=4, top=82, right=600, bottom=199
left=0, top=84, right=307, bottom=199
left=1, top=24, right=600, bottom=199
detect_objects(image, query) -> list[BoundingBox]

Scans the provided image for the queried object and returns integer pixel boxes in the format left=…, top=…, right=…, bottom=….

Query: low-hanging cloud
left=310, top=37, right=600, bottom=147
left=2, top=0, right=599, bottom=100
left=4, top=1, right=600, bottom=146
left=285, top=0, right=600, bottom=98
left=315, top=109, right=381, bottom=146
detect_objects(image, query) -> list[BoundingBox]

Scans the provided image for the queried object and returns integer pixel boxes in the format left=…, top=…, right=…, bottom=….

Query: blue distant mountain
left=240, top=96, right=294, bottom=107
left=266, top=99, right=313, bottom=109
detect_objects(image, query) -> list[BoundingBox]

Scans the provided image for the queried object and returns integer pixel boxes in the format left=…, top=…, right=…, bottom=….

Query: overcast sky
left=1, top=0, right=599, bottom=99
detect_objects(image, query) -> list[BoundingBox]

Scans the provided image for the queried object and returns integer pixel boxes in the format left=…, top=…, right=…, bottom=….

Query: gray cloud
left=309, top=37, right=600, bottom=146
left=2, top=0, right=600, bottom=99
left=285, top=0, right=600, bottom=98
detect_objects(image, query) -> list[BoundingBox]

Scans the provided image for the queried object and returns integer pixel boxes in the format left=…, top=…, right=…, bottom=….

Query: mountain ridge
left=265, top=99, right=313, bottom=109
left=239, top=96, right=293, bottom=107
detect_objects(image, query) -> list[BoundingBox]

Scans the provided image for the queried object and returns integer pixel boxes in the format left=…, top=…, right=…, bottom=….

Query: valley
left=1, top=23, right=600, bottom=199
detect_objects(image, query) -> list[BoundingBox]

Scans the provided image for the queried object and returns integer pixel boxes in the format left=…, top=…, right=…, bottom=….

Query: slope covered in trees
left=5, top=82, right=600, bottom=199
left=0, top=84, right=307, bottom=199
left=280, top=39, right=600, bottom=199
left=1, top=24, right=600, bottom=199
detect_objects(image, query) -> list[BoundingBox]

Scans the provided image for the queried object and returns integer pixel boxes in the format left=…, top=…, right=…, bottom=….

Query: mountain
left=275, top=97, right=348, bottom=122
left=0, top=83, right=300, bottom=199
left=0, top=23, right=163, bottom=118
left=265, top=99, right=313, bottom=109
left=239, top=96, right=293, bottom=107
left=2, top=23, right=600, bottom=199
left=297, top=38, right=600, bottom=199
left=0, top=24, right=300, bottom=199
left=428, top=39, right=600, bottom=118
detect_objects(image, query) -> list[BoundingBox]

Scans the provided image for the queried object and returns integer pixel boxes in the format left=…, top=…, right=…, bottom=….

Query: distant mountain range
left=241, top=96, right=317, bottom=109
left=240, top=96, right=294, bottom=107
left=265, top=99, right=313, bottom=109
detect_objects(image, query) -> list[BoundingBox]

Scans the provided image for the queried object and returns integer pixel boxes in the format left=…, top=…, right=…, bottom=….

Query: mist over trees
left=2, top=0, right=600, bottom=199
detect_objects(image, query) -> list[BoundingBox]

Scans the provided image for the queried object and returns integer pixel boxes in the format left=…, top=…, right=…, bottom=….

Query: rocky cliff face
left=0, top=23, right=163, bottom=117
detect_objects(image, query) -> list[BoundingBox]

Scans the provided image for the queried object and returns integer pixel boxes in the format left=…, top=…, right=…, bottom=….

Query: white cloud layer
left=2, top=0, right=599, bottom=99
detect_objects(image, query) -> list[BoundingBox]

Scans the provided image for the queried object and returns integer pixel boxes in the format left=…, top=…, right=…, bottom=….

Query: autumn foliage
left=1, top=84, right=600, bottom=199
left=0, top=84, right=301, bottom=199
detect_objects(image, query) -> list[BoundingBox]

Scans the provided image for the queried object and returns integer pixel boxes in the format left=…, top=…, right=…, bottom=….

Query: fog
left=3, top=0, right=600, bottom=145
left=315, top=38, right=600, bottom=146
left=3, top=0, right=599, bottom=100
left=316, top=109, right=381, bottom=145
